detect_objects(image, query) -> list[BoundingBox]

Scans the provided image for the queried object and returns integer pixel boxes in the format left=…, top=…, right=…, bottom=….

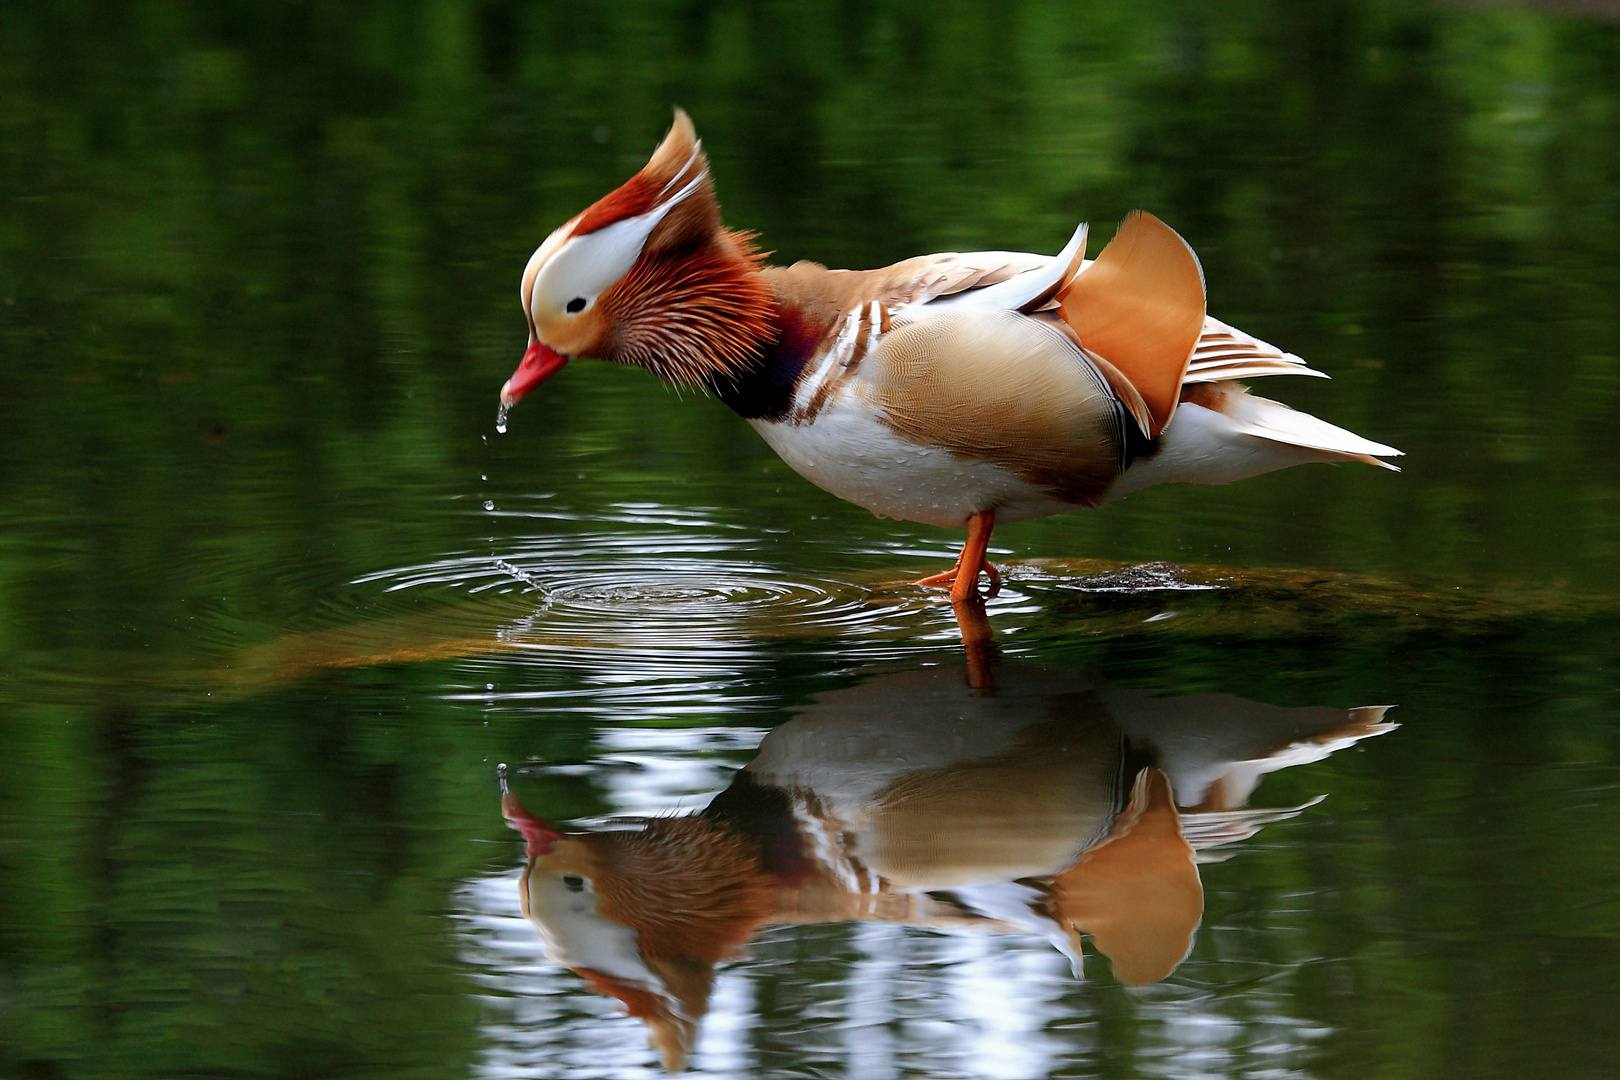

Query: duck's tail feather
left=1189, top=382, right=1403, bottom=468
left=1109, top=380, right=1402, bottom=499
left=1183, top=317, right=1331, bottom=384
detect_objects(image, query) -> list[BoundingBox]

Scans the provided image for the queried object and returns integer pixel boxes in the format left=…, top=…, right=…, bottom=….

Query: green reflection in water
left=3, top=1, right=1620, bottom=1078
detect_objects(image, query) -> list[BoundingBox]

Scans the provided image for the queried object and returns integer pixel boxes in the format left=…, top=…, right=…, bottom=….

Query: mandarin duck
left=501, top=111, right=1401, bottom=600
left=499, top=663, right=1394, bottom=1069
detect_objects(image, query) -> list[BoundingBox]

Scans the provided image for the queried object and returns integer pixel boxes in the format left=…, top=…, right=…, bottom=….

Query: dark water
left=4, top=2, right=1620, bottom=1077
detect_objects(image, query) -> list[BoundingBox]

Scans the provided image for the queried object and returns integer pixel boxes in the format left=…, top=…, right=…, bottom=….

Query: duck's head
left=502, top=109, right=774, bottom=412
left=499, top=775, right=775, bottom=1071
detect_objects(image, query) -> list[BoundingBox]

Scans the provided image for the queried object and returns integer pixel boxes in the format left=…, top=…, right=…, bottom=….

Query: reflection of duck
left=501, top=664, right=1394, bottom=1071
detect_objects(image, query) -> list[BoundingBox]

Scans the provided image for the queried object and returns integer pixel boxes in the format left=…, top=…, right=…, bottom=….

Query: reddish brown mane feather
left=605, top=228, right=776, bottom=386
left=573, top=174, right=662, bottom=236
left=574, top=108, right=708, bottom=238
left=596, top=816, right=775, bottom=963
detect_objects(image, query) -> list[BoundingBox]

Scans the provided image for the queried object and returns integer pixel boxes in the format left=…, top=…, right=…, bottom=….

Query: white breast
left=750, top=390, right=1075, bottom=528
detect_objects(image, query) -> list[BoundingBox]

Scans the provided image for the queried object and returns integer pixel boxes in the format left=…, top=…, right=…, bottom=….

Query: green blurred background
left=3, top=1, right=1620, bottom=1077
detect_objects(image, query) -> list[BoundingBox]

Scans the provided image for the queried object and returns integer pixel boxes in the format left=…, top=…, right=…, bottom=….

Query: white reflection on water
left=455, top=873, right=1332, bottom=1078
left=936, top=932, right=1072, bottom=1078
left=456, top=762, right=1356, bottom=1072
left=583, top=727, right=766, bottom=820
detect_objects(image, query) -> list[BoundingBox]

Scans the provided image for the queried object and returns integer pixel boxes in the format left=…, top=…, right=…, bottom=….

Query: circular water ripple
left=346, top=524, right=958, bottom=682
left=359, top=535, right=867, bottom=628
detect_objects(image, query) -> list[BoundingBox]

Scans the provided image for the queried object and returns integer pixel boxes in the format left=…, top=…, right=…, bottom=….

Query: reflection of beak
left=500, top=339, right=569, bottom=408
left=497, top=764, right=563, bottom=856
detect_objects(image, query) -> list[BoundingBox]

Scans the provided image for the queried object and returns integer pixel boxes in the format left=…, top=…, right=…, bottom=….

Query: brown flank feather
left=867, top=310, right=1125, bottom=507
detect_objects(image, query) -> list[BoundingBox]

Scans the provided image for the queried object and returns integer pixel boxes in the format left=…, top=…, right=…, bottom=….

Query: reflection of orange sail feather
left=1049, top=768, right=1201, bottom=986
left=500, top=661, right=1395, bottom=1070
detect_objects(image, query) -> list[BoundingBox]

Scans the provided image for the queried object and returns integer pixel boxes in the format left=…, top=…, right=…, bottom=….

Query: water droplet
left=483, top=500, right=495, bottom=511
left=480, top=474, right=487, bottom=481
left=495, top=401, right=511, bottom=434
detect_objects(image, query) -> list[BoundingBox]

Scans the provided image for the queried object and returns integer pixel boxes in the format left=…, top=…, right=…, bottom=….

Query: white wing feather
left=891, top=222, right=1089, bottom=321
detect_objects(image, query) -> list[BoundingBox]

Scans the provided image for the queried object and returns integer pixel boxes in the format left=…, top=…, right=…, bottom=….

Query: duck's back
left=751, top=255, right=1132, bottom=526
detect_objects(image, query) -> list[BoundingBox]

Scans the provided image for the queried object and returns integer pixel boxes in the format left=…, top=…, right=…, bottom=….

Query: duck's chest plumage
left=752, top=393, right=1073, bottom=528
left=742, top=301, right=1130, bottom=529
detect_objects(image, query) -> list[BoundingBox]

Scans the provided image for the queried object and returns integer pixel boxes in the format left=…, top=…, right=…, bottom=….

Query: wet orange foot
left=912, top=510, right=1001, bottom=603
left=912, top=559, right=1003, bottom=599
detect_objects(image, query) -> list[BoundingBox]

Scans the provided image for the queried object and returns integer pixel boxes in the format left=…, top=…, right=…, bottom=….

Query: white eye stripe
left=530, top=168, right=708, bottom=320
left=521, top=217, right=578, bottom=310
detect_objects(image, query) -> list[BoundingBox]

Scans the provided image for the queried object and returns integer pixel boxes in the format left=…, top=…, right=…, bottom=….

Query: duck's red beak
left=499, top=776, right=564, bottom=857
left=500, top=340, right=569, bottom=408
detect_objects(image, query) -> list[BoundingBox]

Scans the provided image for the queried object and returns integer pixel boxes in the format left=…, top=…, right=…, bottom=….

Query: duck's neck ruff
left=595, top=817, right=774, bottom=963
left=606, top=232, right=775, bottom=389
left=711, top=302, right=824, bottom=421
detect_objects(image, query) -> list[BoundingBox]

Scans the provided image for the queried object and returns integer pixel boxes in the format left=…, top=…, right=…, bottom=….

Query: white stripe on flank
left=792, top=308, right=861, bottom=415
left=791, top=302, right=889, bottom=420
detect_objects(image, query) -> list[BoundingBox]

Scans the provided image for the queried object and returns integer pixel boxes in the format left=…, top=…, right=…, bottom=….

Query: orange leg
left=912, top=509, right=1000, bottom=602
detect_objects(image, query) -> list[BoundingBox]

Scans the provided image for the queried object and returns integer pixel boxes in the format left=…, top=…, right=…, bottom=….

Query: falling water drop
left=483, top=500, right=495, bottom=511
left=495, top=401, right=511, bottom=434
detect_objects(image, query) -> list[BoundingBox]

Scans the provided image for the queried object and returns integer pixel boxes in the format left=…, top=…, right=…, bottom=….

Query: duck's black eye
left=562, top=874, right=585, bottom=892
left=565, top=297, right=587, bottom=314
